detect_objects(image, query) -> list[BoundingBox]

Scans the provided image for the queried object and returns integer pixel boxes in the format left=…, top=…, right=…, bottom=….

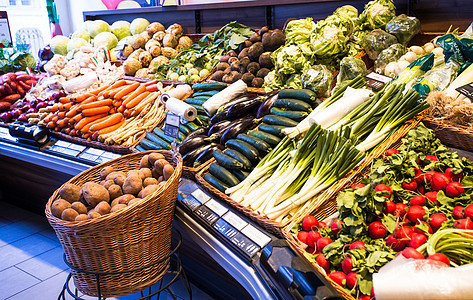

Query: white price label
left=86, top=148, right=105, bottom=156
left=241, top=224, right=271, bottom=248
left=55, top=140, right=71, bottom=148
left=204, top=199, right=228, bottom=216
left=191, top=189, right=211, bottom=203
left=222, top=211, right=248, bottom=231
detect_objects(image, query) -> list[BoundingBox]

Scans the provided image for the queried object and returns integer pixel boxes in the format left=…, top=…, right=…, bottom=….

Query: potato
left=71, top=202, right=87, bottom=215
left=158, top=176, right=164, bottom=183
left=154, top=159, right=169, bottom=176
left=100, top=166, right=115, bottom=180
left=113, top=172, right=127, bottom=187
left=117, top=194, right=135, bottom=205
left=163, top=164, right=175, bottom=180
left=140, top=168, right=152, bottom=178
left=87, top=211, right=101, bottom=220
left=127, top=170, right=141, bottom=178
left=75, top=214, right=88, bottom=221
left=82, top=182, right=110, bottom=207
left=102, top=180, right=115, bottom=189
left=108, top=184, right=123, bottom=200
left=105, top=171, right=118, bottom=181
left=111, top=204, right=127, bottom=213
left=51, top=199, right=71, bottom=218
left=140, top=155, right=150, bottom=168
left=141, top=184, right=160, bottom=199
left=59, top=183, right=81, bottom=203
left=99, top=180, right=105, bottom=186
left=128, top=198, right=142, bottom=206
left=111, top=198, right=120, bottom=207
left=123, top=175, right=143, bottom=195
left=151, top=168, right=160, bottom=179
left=94, top=201, right=111, bottom=215
left=61, top=208, right=79, bottom=221
left=137, top=189, right=144, bottom=198
left=143, top=177, right=159, bottom=187
left=137, top=170, right=146, bottom=180
left=148, top=153, right=165, bottom=165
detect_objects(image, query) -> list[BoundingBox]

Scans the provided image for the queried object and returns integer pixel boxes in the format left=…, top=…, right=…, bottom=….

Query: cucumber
left=184, top=98, right=206, bottom=106
left=258, top=124, right=285, bottom=138
left=273, top=99, right=312, bottom=112
left=145, top=132, right=172, bottom=150
left=224, top=149, right=252, bottom=170
left=204, top=173, right=229, bottom=193
left=262, top=114, right=298, bottom=127
left=209, top=163, right=240, bottom=186
left=277, top=89, right=316, bottom=103
left=248, top=129, right=281, bottom=146
left=225, top=139, right=259, bottom=163
left=153, top=127, right=175, bottom=144
left=236, top=133, right=271, bottom=154
left=270, top=107, right=308, bottom=121
left=140, top=138, right=163, bottom=150
left=231, top=169, right=249, bottom=182
left=213, top=149, right=243, bottom=170
left=135, top=145, right=146, bottom=152
left=192, top=82, right=227, bottom=91
left=193, top=90, right=219, bottom=97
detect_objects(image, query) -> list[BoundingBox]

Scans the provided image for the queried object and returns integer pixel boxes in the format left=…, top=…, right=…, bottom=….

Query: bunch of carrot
left=39, top=79, right=163, bottom=145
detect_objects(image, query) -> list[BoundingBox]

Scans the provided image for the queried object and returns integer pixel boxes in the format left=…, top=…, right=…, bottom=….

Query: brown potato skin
left=71, top=202, right=87, bottom=215
left=108, top=184, right=123, bottom=200
left=51, top=199, right=71, bottom=218
left=128, top=198, right=142, bottom=206
left=102, top=180, right=115, bottom=189
left=94, top=201, right=111, bottom=215
left=140, top=168, right=152, bottom=178
left=75, top=214, right=88, bottom=221
left=163, top=164, right=175, bottom=180
left=59, top=183, right=81, bottom=203
left=148, top=153, right=165, bottom=165
left=154, top=159, right=169, bottom=176
left=82, top=182, right=110, bottom=207
left=61, top=208, right=79, bottom=221
left=117, top=194, right=135, bottom=205
left=87, top=211, right=101, bottom=220
left=122, top=175, right=142, bottom=195
left=100, top=166, right=115, bottom=180
left=143, top=177, right=159, bottom=187
left=140, top=155, right=150, bottom=168
left=113, top=172, right=127, bottom=187
left=111, top=204, right=127, bottom=213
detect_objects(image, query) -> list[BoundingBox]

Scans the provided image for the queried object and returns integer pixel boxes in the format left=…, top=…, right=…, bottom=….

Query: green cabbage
left=272, top=44, right=312, bottom=75
left=88, top=20, right=110, bottom=39
left=93, top=32, right=118, bottom=49
left=11, top=53, right=36, bottom=70
left=333, top=56, right=368, bottom=93
left=67, top=38, right=88, bottom=52
left=285, top=18, right=316, bottom=45
left=130, top=18, right=150, bottom=35
left=386, top=14, right=421, bottom=45
left=72, top=30, right=90, bottom=42
left=50, top=35, right=69, bottom=56
left=301, top=64, right=333, bottom=97
left=358, top=0, right=396, bottom=30
left=374, top=43, right=406, bottom=73
left=311, top=24, right=347, bottom=58
left=284, top=73, right=303, bottom=89
left=362, top=29, right=398, bottom=60
left=111, top=21, right=132, bottom=41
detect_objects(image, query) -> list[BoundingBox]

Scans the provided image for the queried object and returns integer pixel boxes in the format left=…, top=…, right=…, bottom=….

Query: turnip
left=424, top=171, right=437, bottom=183
left=318, top=221, right=327, bottom=228
left=424, top=191, right=438, bottom=204
left=414, top=168, right=424, bottom=184
left=306, top=230, right=322, bottom=248
left=386, top=149, right=400, bottom=156
left=430, top=213, right=447, bottom=232
left=394, top=202, right=408, bottom=217
left=302, top=215, right=319, bottom=231
left=316, top=237, right=333, bottom=252
left=445, top=167, right=464, bottom=182
left=427, top=253, right=450, bottom=266
left=453, top=206, right=465, bottom=219
left=351, top=183, right=366, bottom=189
left=446, top=182, right=465, bottom=198
left=464, top=204, right=473, bottom=219
left=375, top=184, right=392, bottom=198
left=407, top=232, right=427, bottom=248
left=410, top=195, right=426, bottom=206
left=368, top=221, right=387, bottom=239
left=431, top=173, right=451, bottom=191
left=386, top=234, right=406, bottom=251
left=297, top=231, right=309, bottom=244
left=454, top=218, right=473, bottom=229
left=315, top=254, right=331, bottom=273
left=328, top=271, right=346, bottom=287
left=395, top=226, right=414, bottom=240
left=406, top=205, right=426, bottom=223
left=330, top=219, right=344, bottom=236
left=414, top=221, right=433, bottom=234
left=349, top=240, right=365, bottom=250
left=342, top=256, right=353, bottom=274
left=346, top=272, right=358, bottom=289
left=402, top=179, right=417, bottom=191
left=401, top=247, right=425, bottom=259
left=384, top=200, right=396, bottom=215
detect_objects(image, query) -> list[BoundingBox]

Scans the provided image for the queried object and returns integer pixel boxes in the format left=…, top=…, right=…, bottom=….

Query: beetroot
left=453, top=206, right=465, bottom=219
left=464, top=204, right=473, bottom=219
left=454, top=218, right=473, bottom=229
left=316, top=237, right=333, bottom=252
left=342, top=256, right=353, bottom=274
left=424, top=191, right=439, bottom=204
left=346, top=272, right=358, bottom=289
left=427, top=253, right=450, bottom=266
left=386, top=234, right=406, bottom=251
left=401, top=247, right=425, bottom=259
left=315, top=254, right=331, bottom=273
left=446, top=182, right=465, bottom=197
left=445, top=167, right=464, bottom=182
left=414, top=168, right=424, bottom=184
left=402, top=180, right=418, bottom=191
left=394, top=203, right=408, bottom=217
left=431, top=173, right=451, bottom=191
left=407, top=232, right=427, bottom=248
left=349, top=240, right=365, bottom=250
left=297, top=231, right=309, bottom=244
left=384, top=200, right=396, bottom=215
left=307, top=247, right=316, bottom=254
left=302, top=215, right=319, bottom=231
left=306, top=230, right=322, bottom=248
left=424, top=171, right=437, bottom=183
left=375, top=184, right=392, bottom=198
left=430, top=213, right=447, bottom=232
left=329, top=271, right=346, bottom=287
left=330, top=220, right=344, bottom=236
left=351, top=183, right=366, bottom=189
left=406, top=205, right=426, bottom=223
left=368, top=221, right=387, bottom=239
left=410, top=195, right=426, bottom=206
left=386, top=149, right=400, bottom=156
left=359, top=295, right=370, bottom=300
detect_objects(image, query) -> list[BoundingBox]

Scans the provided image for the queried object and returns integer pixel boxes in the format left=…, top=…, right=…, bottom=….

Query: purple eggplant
left=226, top=96, right=264, bottom=119
left=193, top=144, right=225, bottom=168
left=220, top=117, right=256, bottom=144
left=208, top=120, right=232, bottom=136
left=177, top=135, right=209, bottom=156
left=183, top=144, right=213, bottom=167
left=220, top=94, right=257, bottom=111
left=181, top=126, right=209, bottom=142
left=256, top=91, right=279, bottom=118
left=206, top=118, right=249, bottom=143
left=209, top=108, right=230, bottom=126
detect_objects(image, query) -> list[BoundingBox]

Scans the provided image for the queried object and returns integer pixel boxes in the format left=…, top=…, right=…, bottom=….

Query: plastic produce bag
left=333, top=57, right=367, bottom=94
left=373, top=255, right=473, bottom=300
left=375, top=43, right=406, bottom=74
left=413, top=60, right=460, bottom=99
left=386, top=14, right=421, bottom=45
left=363, top=29, right=398, bottom=60
left=301, top=64, right=333, bottom=97
left=436, top=33, right=473, bottom=64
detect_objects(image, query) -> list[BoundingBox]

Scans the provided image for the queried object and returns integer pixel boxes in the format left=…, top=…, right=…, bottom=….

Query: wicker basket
left=422, top=117, right=473, bottom=152
left=45, top=150, right=182, bottom=297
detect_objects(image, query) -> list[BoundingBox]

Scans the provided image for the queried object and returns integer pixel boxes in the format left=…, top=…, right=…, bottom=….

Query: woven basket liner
left=45, top=150, right=182, bottom=297
left=422, top=117, right=473, bottom=152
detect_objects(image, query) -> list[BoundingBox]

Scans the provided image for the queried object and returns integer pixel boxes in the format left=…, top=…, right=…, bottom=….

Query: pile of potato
left=50, top=152, right=175, bottom=221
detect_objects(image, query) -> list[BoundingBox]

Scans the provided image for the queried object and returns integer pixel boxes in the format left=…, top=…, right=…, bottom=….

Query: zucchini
left=183, top=121, right=200, bottom=132
left=193, top=90, right=219, bottom=97
left=277, top=89, right=316, bottom=103
left=204, top=173, right=229, bottom=193
left=262, top=114, right=298, bottom=127
left=184, top=98, right=206, bottom=106
left=236, top=133, right=271, bottom=154
left=258, top=124, right=285, bottom=138
left=270, top=107, right=308, bottom=121
left=189, top=104, right=206, bottom=115
left=135, top=145, right=146, bottom=152
left=273, top=99, right=312, bottom=112
left=192, top=82, right=227, bottom=91
left=140, top=138, right=163, bottom=150
left=209, top=163, right=240, bottom=186
left=225, top=139, right=259, bottom=163
left=213, top=149, right=243, bottom=170
left=153, top=127, right=175, bottom=144
left=192, top=96, right=211, bottom=101
left=224, top=149, right=252, bottom=170
left=247, top=130, right=281, bottom=146
left=145, top=132, right=172, bottom=150
left=231, top=169, right=250, bottom=182
left=179, top=124, right=191, bottom=135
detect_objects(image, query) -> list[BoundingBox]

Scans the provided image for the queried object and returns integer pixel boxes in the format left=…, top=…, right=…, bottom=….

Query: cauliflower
left=369, top=3, right=392, bottom=17
left=60, top=61, right=81, bottom=80
left=44, top=55, right=66, bottom=76
left=320, top=25, right=341, bottom=43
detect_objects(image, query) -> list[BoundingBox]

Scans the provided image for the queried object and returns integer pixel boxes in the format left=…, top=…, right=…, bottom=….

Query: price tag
left=230, top=232, right=260, bottom=257
left=191, top=189, right=211, bottom=204
left=241, top=224, right=272, bottom=248
left=456, top=82, right=473, bottom=101
left=55, top=140, right=71, bottom=148
left=222, top=211, right=248, bottom=231
left=164, top=113, right=180, bottom=139
left=179, top=194, right=201, bottom=211
left=204, top=199, right=228, bottom=216
left=365, top=72, right=393, bottom=91
left=85, top=148, right=105, bottom=156
left=195, top=206, right=219, bottom=225
left=213, top=218, right=238, bottom=239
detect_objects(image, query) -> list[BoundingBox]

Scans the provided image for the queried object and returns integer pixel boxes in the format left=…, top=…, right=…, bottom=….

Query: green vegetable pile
left=0, top=48, right=36, bottom=74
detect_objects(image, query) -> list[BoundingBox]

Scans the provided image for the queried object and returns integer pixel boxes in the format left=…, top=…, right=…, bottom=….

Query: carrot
left=89, top=85, right=108, bottom=96
left=114, top=82, right=140, bottom=100
left=43, top=114, right=52, bottom=123
left=79, top=99, right=113, bottom=111
left=123, top=109, right=132, bottom=118
left=65, top=105, right=80, bottom=118
left=59, top=97, right=71, bottom=104
left=91, top=131, right=100, bottom=141
left=122, top=84, right=146, bottom=104
left=118, top=106, right=126, bottom=113
left=47, top=121, right=56, bottom=129
left=62, top=102, right=72, bottom=111
left=83, top=133, right=91, bottom=139
left=89, top=113, right=123, bottom=131
left=57, top=111, right=66, bottom=119
left=144, top=79, right=158, bottom=86
left=64, top=127, right=71, bottom=135
left=72, top=113, right=83, bottom=124
left=98, top=120, right=125, bottom=135
left=70, top=129, right=78, bottom=136
left=112, top=99, right=122, bottom=107
left=74, top=114, right=107, bottom=130
left=104, top=87, right=124, bottom=98
left=125, top=91, right=150, bottom=109
left=73, top=93, right=94, bottom=103
left=79, top=95, right=97, bottom=106
left=51, top=114, right=59, bottom=123
left=56, top=119, right=68, bottom=128
left=125, top=80, right=137, bottom=85
left=146, top=85, right=159, bottom=92
left=82, top=114, right=110, bottom=133
left=81, top=106, right=111, bottom=117
left=49, top=103, right=59, bottom=112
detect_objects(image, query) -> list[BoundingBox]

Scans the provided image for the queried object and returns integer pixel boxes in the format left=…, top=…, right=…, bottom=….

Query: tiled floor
left=0, top=201, right=213, bottom=300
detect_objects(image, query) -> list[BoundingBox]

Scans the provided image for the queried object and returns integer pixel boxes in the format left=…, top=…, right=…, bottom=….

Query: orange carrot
left=65, top=105, right=80, bottom=118
left=51, top=114, right=59, bottom=123
left=59, top=97, right=71, bottom=104
left=114, top=82, right=140, bottom=100
left=81, top=114, right=110, bottom=133
left=64, top=127, right=71, bottom=135
left=118, top=106, right=126, bottom=114
left=79, top=95, right=97, bottom=106
left=74, top=114, right=107, bottom=130
left=56, top=119, right=68, bottom=128
left=47, top=121, right=56, bottom=129
left=73, top=93, right=94, bottom=103
left=81, top=106, right=111, bottom=117
left=112, top=99, right=122, bottom=107
left=125, top=91, right=150, bottom=109
left=89, top=113, right=124, bottom=131
left=71, top=113, right=82, bottom=124
left=57, top=111, right=66, bottom=119
left=50, top=103, right=59, bottom=112
left=98, top=120, right=125, bottom=135
left=89, top=85, right=108, bottom=96
left=146, top=84, right=159, bottom=92
left=144, top=79, right=157, bottom=86
left=79, top=99, right=113, bottom=111
left=122, top=84, right=146, bottom=105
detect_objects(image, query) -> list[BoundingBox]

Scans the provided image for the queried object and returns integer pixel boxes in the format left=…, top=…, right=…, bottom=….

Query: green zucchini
left=236, top=133, right=271, bottom=154
left=225, top=139, right=259, bottom=163
left=183, top=121, right=200, bottom=132
left=213, top=149, right=243, bottom=170
left=189, top=104, right=206, bottom=115
left=247, top=129, right=281, bottom=145
left=145, top=132, right=172, bottom=150
left=179, top=124, right=191, bottom=135
left=223, top=149, right=252, bottom=170
left=273, top=99, right=312, bottom=112
left=262, top=114, right=298, bottom=127
left=140, top=138, right=163, bottom=150
left=192, top=96, right=211, bottom=101
left=203, top=173, right=229, bottom=193
left=184, top=98, right=206, bottom=106
left=258, top=124, right=285, bottom=138
left=177, top=130, right=186, bottom=141
left=153, top=127, right=175, bottom=144
left=192, top=82, right=228, bottom=91
left=193, top=90, right=219, bottom=97
left=209, top=163, right=240, bottom=186
left=231, top=169, right=250, bottom=182
left=277, top=89, right=317, bottom=103
left=270, top=107, right=308, bottom=121
left=135, top=145, right=146, bottom=152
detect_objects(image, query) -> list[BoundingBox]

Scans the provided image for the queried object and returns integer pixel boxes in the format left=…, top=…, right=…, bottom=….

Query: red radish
left=384, top=200, right=396, bottom=215
left=414, top=168, right=424, bottom=184
left=410, top=195, right=426, bottom=206
left=346, top=272, right=358, bottom=289
left=407, top=233, right=427, bottom=248
left=386, top=234, right=406, bottom=251
left=445, top=168, right=464, bottom=182
left=386, top=149, right=400, bottom=156
left=318, top=221, right=327, bottom=228
left=315, top=254, right=331, bottom=273
left=368, top=221, right=387, bottom=239
left=446, top=182, right=465, bottom=197
left=307, top=247, right=316, bottom=254
left=454, top=218, right=473, bottom=229
left=431, top=173, right=451, bottom=191
left=425, top=155, right=439, bottom=162
left=352, top=183, right=366, bottom=189
left=395, top=226, right=414, bottom=240
left=424, top=171, right=437, bottom=183
left=430, top=213, right=447, bottom=232
left=427, top=253, right=450, bottom=266
left=329, top=271, right=346, bottom=287
left=394, top=203, right=408, bottom=217
left=330, top=220, right=344, bottom=236
left=349, top=240, right=365, bottom=250
left=371, top=287, right=375, bottom=298
left=297, top=231, right=309, bottom=244
left=414, top=221, right=433, bottom=234
left=464, top=204, right=473, bottom=219
left=342, top=256, right=353, bottom=274
left=375, top=184, right=392, bottom=198
left=417, top=185, right=425, bottom=195
left=402, top=180, right=418, bottom=191
left=406, top=205, right=426, bottom=223
left=302, top=216, right=319, bottom=231
left=306, top=230, right=322, bottom=248
left=316, top=237, right=333, bottom=252
left=359, top=296, right=370, bottom=300
left=424, top=191, right=439, bottom=204
left=453, top=206, right=465, bottom=219
left=401, top=247, right=425, bottom=259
